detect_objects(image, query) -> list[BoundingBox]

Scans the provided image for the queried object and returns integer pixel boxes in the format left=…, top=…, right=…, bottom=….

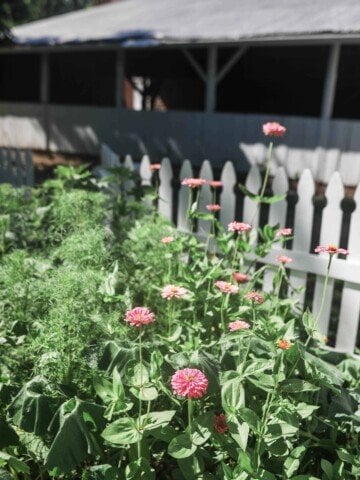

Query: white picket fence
left=0, top=147, right=34, bottom=186
left=99, top=144, right=360, bottom=355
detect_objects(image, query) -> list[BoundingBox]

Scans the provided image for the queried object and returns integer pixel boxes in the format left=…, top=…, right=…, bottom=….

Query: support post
left=205, top=46, right=217, bottom=112
left=321, top=43, right=341, bottom=119
left=115, top=49, right=125, bottom=108
left=40, top=53, right=50, bottom=150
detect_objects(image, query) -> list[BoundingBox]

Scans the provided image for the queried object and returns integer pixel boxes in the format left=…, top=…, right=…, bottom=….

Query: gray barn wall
left=0, top=102, right=360, bottom=184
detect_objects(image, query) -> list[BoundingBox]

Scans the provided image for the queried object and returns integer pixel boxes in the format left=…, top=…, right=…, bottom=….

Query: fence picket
left=158, top=157, right=173, bottom=221
left=101, top=143, right=120, bottom=168
left=198, top=160, right=213, bottom=236
left=219, top=161, right=237, bottom=230
left=15, top=149, right=24, bottom=187
left=139, top=155, right=152, bottom=186
left=289, top=169, right=315, bottom=306
left=243, top=165, right=261, bottom=229
left=312, top=172, right=344, bottom=335
left=25, top=149, right=34, bottom=186
left=0, top=148, right=5, bottom=182
left=263, top=167, right=289, bottom=292
left=4, top=149, right=15, bottom=185
left=123, top=154, right=135, bottom=199
left=177, top=160, right=193, bottom=231
left=335, top=182, right=360, bottom=352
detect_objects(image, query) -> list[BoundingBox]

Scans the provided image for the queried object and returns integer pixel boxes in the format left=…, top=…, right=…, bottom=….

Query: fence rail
left=0, top=147, right=34, bottom=186
left=100, top=144, right=360, bottom=355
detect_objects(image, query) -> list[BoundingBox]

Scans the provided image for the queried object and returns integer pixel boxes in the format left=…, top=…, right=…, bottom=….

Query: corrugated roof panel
left=11, top=0, right=360, bottom=47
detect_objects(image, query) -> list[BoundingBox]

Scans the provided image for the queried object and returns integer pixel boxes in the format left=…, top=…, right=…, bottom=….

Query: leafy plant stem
left=188, top=397, right=197, bottom=478
left=184, top=187, right=193, bottom=233
left=254, top=351, right=281, bottom=471
left=252, top=303, right=256, bottom=327
left=305, top=254, right=333, bottom=347
left=220, top=294, right=229, bottom=332
left=138, top=326, right=143, bottom=458
left=274, top=265, right=284, bottom=317
left=239, top=336, right=250, bottom=374
left=230, top=235, right=239, bottom=276
left=168, top=301, right=175, bottom=336
left=251, top=140, right=273, bottom=225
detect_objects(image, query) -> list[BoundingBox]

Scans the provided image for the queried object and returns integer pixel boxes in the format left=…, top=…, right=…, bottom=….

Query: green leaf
left=191, top=411, right=214, bottom=446
left=126, top=362, right=149, bottom=387
left=337, top=449, right=355, bottom=465
left=87, top=464, right=119, bottom=480
left=243, top=359, right=273, bottom=378
left=46, top=398, right=106, bottom=473
left=296, top=403, right=319, bottom=419
left=248, top=373, right=275, bottom=392
left=321, top=459, right=333, bottom=479
left=99, top=341, right=135, bottom=374
left=238, top=408, right=261, bottom=433
left=228, top=418, right=249, bottom=451
left=284, top=445, right=307, bottom=476
left=235, top=451, right=253, bottom=474
left=238, top=184, right=286, bottom=204
left=130, top=384, right=159, bottom=401
left=266, top=437, right=289, bottom=456
left=125, top=458, right=155, bottom=480
left=221, top=376, right=245, bottom=414
left=280, top=379, right=319, bottom=393
left=0, top=416, right=18, bottom=448
left=168, top=434, right=197, bottom=459
left=265, top=421, right=298, bottom=440
left=290, top=476, right=320, bottom=480
left=141, top=410, right=176, bottom=432
left=0, top=452, right=30, bottom=474
left=258, top=470, right=276, bottom=480
left=102, top=417, right=140, bottom=445
left=9, top=376, right=55, bottom=436
left=303, top=349, right=345, bottom=388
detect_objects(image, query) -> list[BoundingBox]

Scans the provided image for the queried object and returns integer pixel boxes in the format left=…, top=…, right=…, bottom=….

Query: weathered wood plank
left=158, top=157, right=173, bottom=221
left=289, top=169, right=315, bottom=306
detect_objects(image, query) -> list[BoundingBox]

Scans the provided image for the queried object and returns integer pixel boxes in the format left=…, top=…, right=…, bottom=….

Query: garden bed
left=0, top=156, right=359, bottom=479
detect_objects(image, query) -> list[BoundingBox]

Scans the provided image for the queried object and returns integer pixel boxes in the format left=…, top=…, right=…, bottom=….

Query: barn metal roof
left=10, top=0, right=360, bottom=48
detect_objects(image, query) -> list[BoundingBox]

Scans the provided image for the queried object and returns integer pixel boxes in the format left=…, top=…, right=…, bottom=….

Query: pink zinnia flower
left=276, top=255, right=293, bottom=264
left=150, top=163, right=161, bottom=171
left=209, top=180, right=223, bottom=188
left=275, top=228, right=293, bottom=238
left=245, top=291, right=264, bottom=303
left=229, top=320, right=250, bottom=331
left=125, top=307, right=155, bottom=327
left=214, top=413, right=228, bottom=433
left=206, top=204, right=221, bottom=212
left=228, top=222, right=252, bottom=234
left=161, top=236, right=174, bottom=244
left=161, top=284, right=188, bottom=300
left=181, top=178, right=208, bottom=188
left=171, top=368, right=208, bottom=399
left=233, top=272, right=249, bottom=284
left=262, top=122, right=287, bottom=137
left=314, top=244, right=349, bottom=256
left=215, top=281, right=239, bottom=294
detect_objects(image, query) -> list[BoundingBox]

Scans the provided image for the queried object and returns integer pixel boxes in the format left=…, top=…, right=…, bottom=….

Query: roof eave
left=2, top=31, right=360, bottom=53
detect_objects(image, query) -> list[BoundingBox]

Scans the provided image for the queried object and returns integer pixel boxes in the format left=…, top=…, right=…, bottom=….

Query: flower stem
left=274, top=265, right=284, bottom=317
left=251, top=140, right=273, bottom=225
left=188, top=398, right=197, bottom=478
left=168, top=301, right=174, bottom=336
left=316, top=255, right=333, bottom=325
left=138, top=327, right=143, bottom=458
